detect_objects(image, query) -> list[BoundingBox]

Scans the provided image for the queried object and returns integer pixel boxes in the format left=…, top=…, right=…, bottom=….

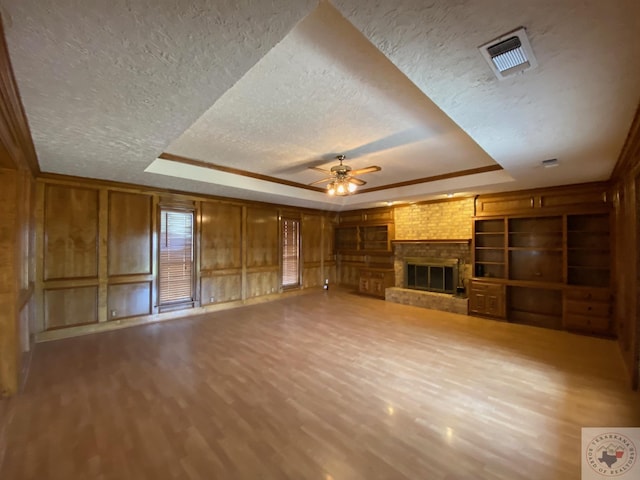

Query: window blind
left=282, top=218, right=300, bottom=287
left=159, top=210, right=194, bottom=305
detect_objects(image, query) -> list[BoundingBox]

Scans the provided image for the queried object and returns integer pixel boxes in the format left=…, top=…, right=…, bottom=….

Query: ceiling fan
left=308, top=155, right=381, bottom=196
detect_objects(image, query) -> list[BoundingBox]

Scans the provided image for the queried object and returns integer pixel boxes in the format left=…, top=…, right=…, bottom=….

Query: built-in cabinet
left=335, top=208, right=395, bottom=290
left=335, top=224, right=394, bottom=253
left=470, top=183, right=613, bottom=337
left=359, top=268, right=395, bottom=298
left=468, top=282, right=505, bottom=318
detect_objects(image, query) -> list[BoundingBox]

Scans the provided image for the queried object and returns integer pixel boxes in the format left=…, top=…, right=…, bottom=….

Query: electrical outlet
left=209, top=296, right=214, bottom=303
left=110, top=310, right=117, bottom=318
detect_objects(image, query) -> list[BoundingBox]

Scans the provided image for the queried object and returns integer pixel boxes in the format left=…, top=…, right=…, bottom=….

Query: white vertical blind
left=282, top=218, right=300, bottom=287
left=159, top=210, right=194, bottom=304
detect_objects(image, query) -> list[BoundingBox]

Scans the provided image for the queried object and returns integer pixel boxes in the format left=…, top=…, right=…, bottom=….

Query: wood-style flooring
left=1, top=289, right=639, bottom=479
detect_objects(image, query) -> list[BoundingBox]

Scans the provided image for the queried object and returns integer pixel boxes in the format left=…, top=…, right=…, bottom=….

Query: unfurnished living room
left=0, top=1, right=639, bottom=479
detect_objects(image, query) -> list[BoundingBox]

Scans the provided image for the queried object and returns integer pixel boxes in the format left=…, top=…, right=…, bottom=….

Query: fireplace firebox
left=404, top=257, right=459, bottom=294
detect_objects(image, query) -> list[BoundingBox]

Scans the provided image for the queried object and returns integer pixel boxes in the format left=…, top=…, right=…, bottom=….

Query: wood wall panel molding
left=246, top=206, right=279, bottom=269
left=43, top=184, right=99, bottom=281
left=0, top=17, right=39, bottom=175
left=302, top=214, right=323, bottom=264
left=41, top=278, right=99, bottom=289
left=200, top=274, right=242, bottom=305
left=107, top=282, right=152, bottom=320
left=246, top=271, right=279, bottom=298
left=107, top=274, right=154, bottom=284
left=200, top=268, right=243, bottom=277
left=107, top=191, right=153, bottom=276
left=200, top=202, right=242, bottom=271
left=246, top=266, right=280, bottom=274
left=44, top=286, right=98, bottom=330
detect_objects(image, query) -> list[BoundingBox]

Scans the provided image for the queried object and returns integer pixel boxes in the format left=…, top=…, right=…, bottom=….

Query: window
left=159, top=209, right=194, bottom=306
left=281, top=217, right=300, bottom=287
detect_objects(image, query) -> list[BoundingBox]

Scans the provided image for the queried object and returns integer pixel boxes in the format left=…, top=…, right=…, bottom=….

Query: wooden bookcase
left=335, top=208, right=395, bottom=289
left=566, top=213, right=610, bottom=287
left=508, top=216, right=563, bottom=283
left=470, top=183, right=613, bottom=336
left=473, top=218, right=505, bottom=279
left=335, top=224, right=394, bottom=253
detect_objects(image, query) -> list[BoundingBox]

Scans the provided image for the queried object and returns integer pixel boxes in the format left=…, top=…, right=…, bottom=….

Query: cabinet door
left=475, top=195, right=534, bottom=216
left=359, top=275, right=370, bottom=294
left=372, top=278, right=385, bottom=297
left=469, top=282, right=506, bottom=318
left=486, top=294, right=504, bottom=317
left=469, top=291, right=488, bottom=314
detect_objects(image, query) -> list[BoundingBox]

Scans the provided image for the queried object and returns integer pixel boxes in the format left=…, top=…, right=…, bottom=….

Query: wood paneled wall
left=35, top=176, right=335, bottom=339
left=611, top=104, right=640, bottom=389
left=108, top=191, right=152, bottom=276
left=200, top=201, right=242, bottom=305
left=246, top=206, right=280, bottom=298
left=44, top=185, right=99, bottom=280
left=0, top=12, right=39, bottom=397
left=302, top=213, right=334, bottom=288
left=0, top=169, right=34, bottom=396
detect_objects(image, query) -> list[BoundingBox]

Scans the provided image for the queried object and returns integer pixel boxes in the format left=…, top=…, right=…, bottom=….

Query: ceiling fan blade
left=350, top=165, right=381, bottom=176
left=308, top=177, right=334, bottom=186
left=349, top=177, right=367, bottom=186
left=309, top=166, right=332, bottom=174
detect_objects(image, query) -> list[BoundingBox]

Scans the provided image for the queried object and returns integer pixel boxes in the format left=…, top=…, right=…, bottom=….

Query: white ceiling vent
left=479, top=27, right=537, bottom=80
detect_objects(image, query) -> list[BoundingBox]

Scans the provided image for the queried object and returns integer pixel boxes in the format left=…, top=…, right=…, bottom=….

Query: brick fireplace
left=385, top=240, right=471, bottom=314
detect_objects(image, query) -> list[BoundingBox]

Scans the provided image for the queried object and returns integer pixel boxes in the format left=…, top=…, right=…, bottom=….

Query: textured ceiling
left=3, top=0, right=640, bottom=210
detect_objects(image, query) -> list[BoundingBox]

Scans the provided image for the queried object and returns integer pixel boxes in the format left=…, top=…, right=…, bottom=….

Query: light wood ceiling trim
left=0, top=15, right=39, bottom=174
left=161, top=153, right=505, bottom=198
left=611, top=101, right=640, bottom=180
left=356, top=165, right=504, bottom=194
left=159, top=153, right=326, bottom=193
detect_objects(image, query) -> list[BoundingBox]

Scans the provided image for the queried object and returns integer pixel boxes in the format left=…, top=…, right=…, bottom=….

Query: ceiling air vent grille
left=479, top=27, right=537, bottom=80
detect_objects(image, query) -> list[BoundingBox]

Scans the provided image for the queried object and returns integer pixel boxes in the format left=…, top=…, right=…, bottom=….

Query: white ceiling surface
left=3, top=1, right=640, bottom=211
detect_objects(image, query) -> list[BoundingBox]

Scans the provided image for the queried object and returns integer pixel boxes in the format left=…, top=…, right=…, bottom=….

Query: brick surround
left=392, top=242, right=472, bottom=290
left=386, top=241, right=471, bottom=313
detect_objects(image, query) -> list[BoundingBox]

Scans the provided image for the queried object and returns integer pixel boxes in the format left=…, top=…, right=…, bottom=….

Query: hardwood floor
left=1, top=289, right=638, bottom=479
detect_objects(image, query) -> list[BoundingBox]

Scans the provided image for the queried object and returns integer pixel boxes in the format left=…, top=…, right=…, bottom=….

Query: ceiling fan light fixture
left=310, top=154, right=379, bottom=197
